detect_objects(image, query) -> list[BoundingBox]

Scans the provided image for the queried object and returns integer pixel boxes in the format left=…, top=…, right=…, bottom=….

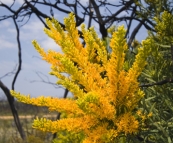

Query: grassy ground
left=0, top=100, right=57, bottom=143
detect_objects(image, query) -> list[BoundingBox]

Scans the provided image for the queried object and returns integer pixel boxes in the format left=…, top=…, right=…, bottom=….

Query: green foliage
left=153, top=11, right=173, bottom=44
left=137, top=11, right=173, bottom=143
left=53, top=131, right=84, bottom=143
left=136, top=0, right=172, bottom=19
left=26, top=130, right=50, bottom=143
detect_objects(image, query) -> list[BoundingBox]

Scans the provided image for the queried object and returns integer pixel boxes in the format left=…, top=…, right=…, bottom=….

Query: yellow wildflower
left=11, top=13, right=151, bottom=142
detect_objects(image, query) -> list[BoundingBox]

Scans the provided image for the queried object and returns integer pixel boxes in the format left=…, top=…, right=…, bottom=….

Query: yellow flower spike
left=33, top=115, right=98, bottom=134
left=57, top=78, right=84, bottom=98
left=128, top=39, right=151, bottom=78
left=32, top=40, right=63, bottom=67
left=109, top=26, right=127, bottom=73
left=64, top=13, right=83, bottom=50
left=11, top=90, right=32, bottom=104
left=116, top=112, right=139, bottom=135
left=11, top=91, right=83, bottom=115
left=44, top=18, right=65, bottom=48
left=11, top=13, right=152, bottom=143
left=32, top=40, right=47, bottom=59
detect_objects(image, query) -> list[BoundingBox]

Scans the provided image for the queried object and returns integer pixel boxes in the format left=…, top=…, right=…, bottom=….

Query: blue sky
left=0, top=0, right=148, bottom=100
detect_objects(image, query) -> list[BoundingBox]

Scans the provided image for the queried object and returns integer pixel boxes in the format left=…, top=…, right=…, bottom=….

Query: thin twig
left=140, top=78, right=173, bottom=87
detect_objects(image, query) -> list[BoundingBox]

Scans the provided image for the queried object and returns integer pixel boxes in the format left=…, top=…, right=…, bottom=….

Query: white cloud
left=0, top=0, right=23, bottom=5
left=78, top=0, right=88, bottom=3
left=40, top=38, right=61, bottom=51
left=20, top=19, right=62, bottom=51
left=0, top=38, right=16, bottom=49
left=22, top=20, right=43, bottom=31
left=7, top=28, right=16, bottom=33
left=20, top=20, right=45, bottom=41
left=0, top=20, right=18, bottom=50
left=0, top=0, right=13, bottom=4
left=0, top=20, right=11, bottom=28
left=16, top=0, right=24, bottom=4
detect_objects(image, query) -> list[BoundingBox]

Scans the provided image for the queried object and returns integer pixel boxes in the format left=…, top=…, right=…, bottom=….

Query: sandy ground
left=0, top=114, right=57, bottom=120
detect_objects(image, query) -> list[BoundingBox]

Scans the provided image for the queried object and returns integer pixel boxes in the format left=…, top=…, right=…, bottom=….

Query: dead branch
left=30, top=71, right=60, bottom=89
left=0, top=80, right=26, bottom=140
left=12, top=16, right=22, bottom=90
left=140, top=78, right=173, bottom=88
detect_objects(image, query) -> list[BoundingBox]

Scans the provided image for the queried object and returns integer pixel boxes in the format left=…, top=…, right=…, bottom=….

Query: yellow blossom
left=11, top=13, right=151, bottom=142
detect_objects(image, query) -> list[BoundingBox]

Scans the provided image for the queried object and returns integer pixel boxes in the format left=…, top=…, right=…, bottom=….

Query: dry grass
left=0, top=101, right=57, bottom=143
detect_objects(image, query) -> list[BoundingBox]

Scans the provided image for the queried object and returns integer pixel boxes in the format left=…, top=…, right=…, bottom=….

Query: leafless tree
left=0, top=0, right=172, bottom=140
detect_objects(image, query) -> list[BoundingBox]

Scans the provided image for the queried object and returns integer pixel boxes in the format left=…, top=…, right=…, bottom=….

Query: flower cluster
left=11, top=13, right=151, bottom=142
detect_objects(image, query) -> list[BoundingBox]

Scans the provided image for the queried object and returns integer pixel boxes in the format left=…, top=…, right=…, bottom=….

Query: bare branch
left=127, top=19, right=144, bottom=47
left=30, top=71, right=60, bottom=89
left=90, top=0, right=107, bottom=38
left=0, top=2, right=15, bottom=13
left=87, top=0, right=93, bottom=29
left=0, top=80, right=26, bottom=140
left=0, top=64, right=17, bottom=80
left=125, top=6, right=136, bottom=38
left=140, top=78, right=173, bottom=88
left=12, top=17, right=22, bottom=90
left=103, top=0, right=134, bottom=24
left=52, top=88, right=68, bottom=140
